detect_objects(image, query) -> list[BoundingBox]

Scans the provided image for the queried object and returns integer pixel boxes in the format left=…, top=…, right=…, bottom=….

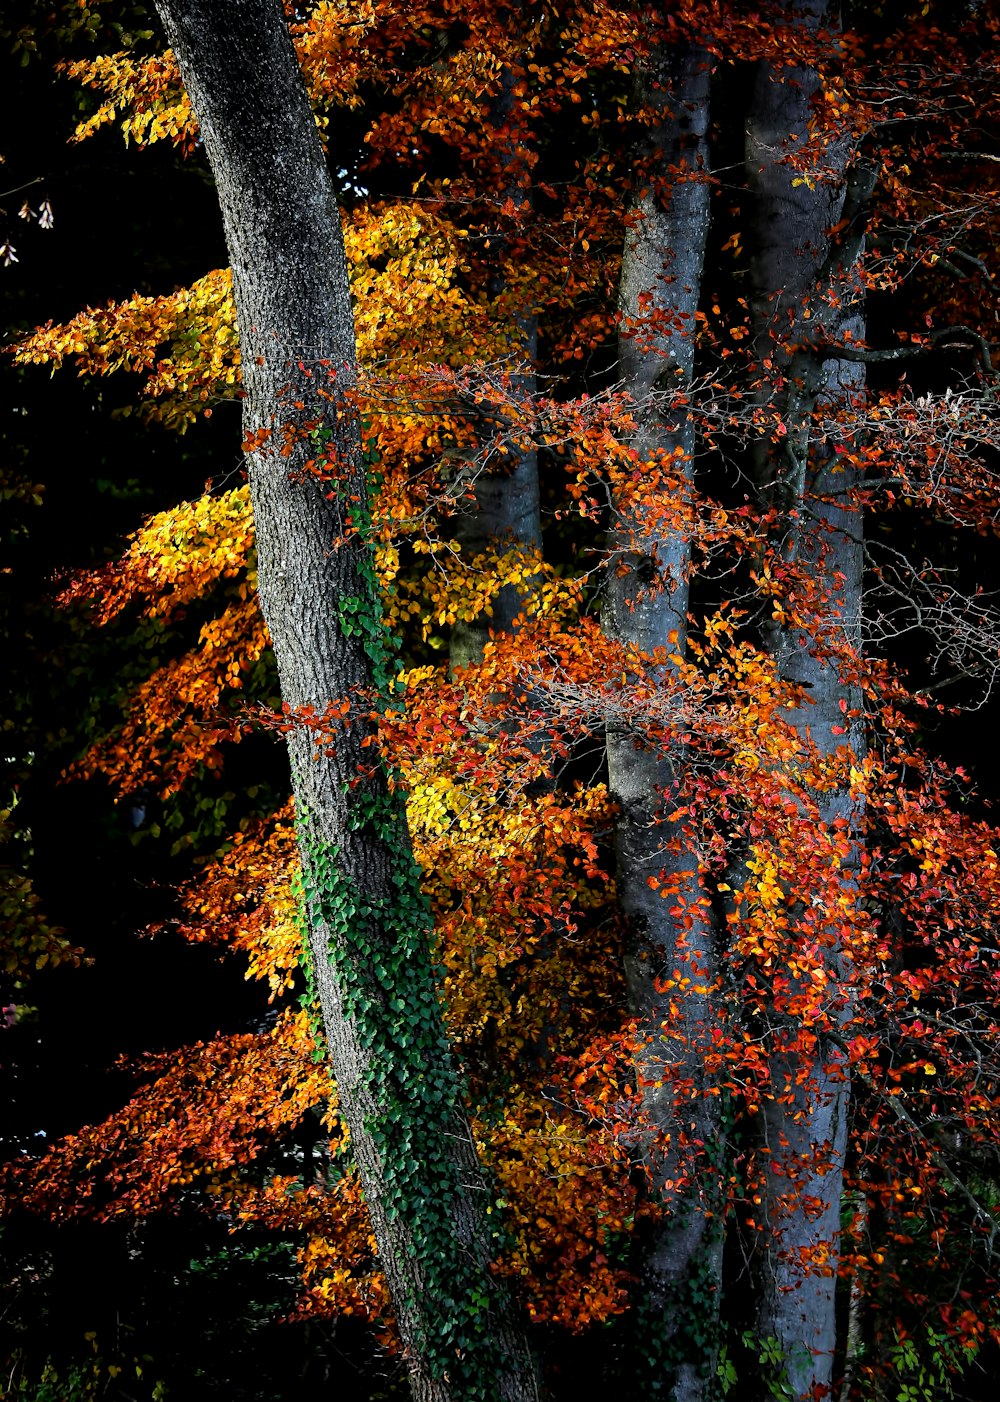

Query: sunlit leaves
left=62, top=48, right=194, bottom=148
left=0, top=807, right=84, bottom=992
left=13, top=1010, right=333, bottom=1220
left=59, top=486, right=254, bottom=626
left=14, top=268, right=238, bottom=430
left=174, top=804, right=301, bottom=998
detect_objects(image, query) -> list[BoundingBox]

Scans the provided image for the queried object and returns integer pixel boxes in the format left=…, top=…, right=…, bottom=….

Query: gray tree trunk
left=604, top=39, right=722, bottom=1402
left=151, top=4, right=539, bottom=1398
left=744, top=2, right=867, bottom=1395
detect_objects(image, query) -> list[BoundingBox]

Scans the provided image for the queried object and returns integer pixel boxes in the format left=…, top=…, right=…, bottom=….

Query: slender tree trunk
left=450, top=60, right=543, bottom=673
left=604, top=36, right=723, bottom=1401
left=744, top=3, right=868, bottom=1395
left=152, top=4, right=539, bottom=1398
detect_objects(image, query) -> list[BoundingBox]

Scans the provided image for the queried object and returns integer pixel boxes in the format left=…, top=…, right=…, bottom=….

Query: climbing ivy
left=625, top=1223, right=725, bottom=1397
left=293, top=424, right=521, bottom=1396
left=717, top=1332, right=802, bottom=1402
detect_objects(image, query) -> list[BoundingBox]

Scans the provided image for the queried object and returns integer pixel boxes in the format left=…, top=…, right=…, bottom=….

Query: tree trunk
left=151, top=4, right=539, bottom=1398
left=604, top=36, right=723, bottom=1401
left=744, top=3, right=867, bottom=1395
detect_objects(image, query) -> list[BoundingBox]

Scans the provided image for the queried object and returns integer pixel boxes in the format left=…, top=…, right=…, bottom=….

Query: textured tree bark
left=744, top=2, right=867, bottom=1395
left=152, top=3, right=539, bottom=1398
left=603, top=36, right=723, bottom=1402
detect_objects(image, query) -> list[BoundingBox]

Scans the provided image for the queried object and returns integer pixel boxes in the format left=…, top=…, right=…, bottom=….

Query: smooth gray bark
left=152, top=4, right=539, bottom=1398
left=604, top=39, right=722, bottom=1401
left=745, top=2, right=866, bottom=1394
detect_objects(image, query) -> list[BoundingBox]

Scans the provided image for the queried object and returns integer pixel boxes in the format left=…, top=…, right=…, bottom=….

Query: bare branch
left=865, top=542, right=1000, bottom=708
left=824, top=325, right=996, bottom=374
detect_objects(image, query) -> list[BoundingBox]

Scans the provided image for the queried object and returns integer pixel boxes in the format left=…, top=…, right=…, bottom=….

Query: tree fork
left=151, top=2, right=539, bottom=1397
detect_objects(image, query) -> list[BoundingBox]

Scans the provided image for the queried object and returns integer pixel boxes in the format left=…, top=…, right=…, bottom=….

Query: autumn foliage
left=6, top=2, right=1000, bottom=1399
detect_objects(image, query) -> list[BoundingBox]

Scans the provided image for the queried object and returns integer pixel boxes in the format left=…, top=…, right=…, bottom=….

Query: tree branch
left=823, top=325, right=996, bottom=374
